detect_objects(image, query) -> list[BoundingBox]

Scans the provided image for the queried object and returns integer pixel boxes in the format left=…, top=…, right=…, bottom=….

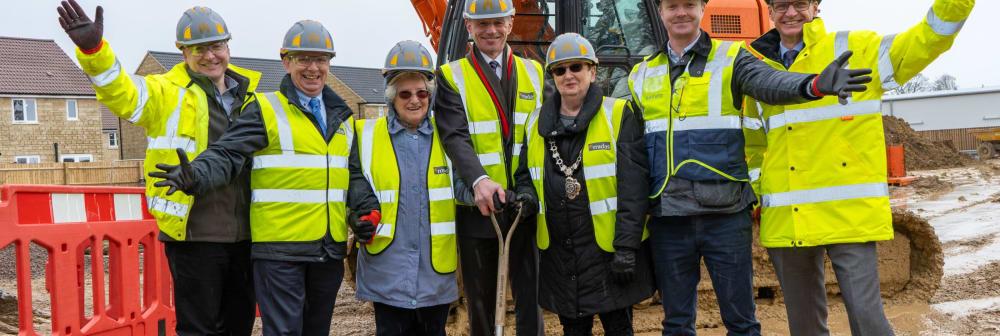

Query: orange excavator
left=411, top=0, right=771, bottom=97
left=398, top=0, right=947, bottom=330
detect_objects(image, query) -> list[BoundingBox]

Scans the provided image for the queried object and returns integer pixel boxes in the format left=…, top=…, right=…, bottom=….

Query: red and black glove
left=350, top=210, right=380, bottom=243
left=812, top=51, right=873, bottom=105
left=751, top=206, right=761, bottom=226
left=57, top=0, right=105, bottom=53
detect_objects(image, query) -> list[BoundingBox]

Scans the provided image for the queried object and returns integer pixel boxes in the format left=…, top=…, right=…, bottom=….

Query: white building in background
left=881, top=86, right=1000, bottom=152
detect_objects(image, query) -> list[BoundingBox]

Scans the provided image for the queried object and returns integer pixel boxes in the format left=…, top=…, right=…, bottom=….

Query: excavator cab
left=432, top=0, right=771, bottom=98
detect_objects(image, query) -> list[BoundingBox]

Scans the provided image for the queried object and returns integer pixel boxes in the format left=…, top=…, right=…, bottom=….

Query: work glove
left=350, top=210, right=380, bottom=243
left=148, top=149, right=196, bottom=196
left=610, top=247, right=637, bottom=284
left=492, top=189, right=517, bottom=213
left=57, top=0, right=104, bottom=51
left=514, top=192, right=538, bottom=218
left=751, top=206, right=761, bottom=226
left=813, top=51, right=873, bottom=105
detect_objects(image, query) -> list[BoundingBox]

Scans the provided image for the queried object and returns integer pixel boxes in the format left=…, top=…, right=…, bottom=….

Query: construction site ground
left=2, top=159, right=999, bottom=335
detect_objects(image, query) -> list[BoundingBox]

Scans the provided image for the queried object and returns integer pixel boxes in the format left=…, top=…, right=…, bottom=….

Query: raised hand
left=56, top=0, right=104, bottom=51
left=815, top=51, right=874, bottom=105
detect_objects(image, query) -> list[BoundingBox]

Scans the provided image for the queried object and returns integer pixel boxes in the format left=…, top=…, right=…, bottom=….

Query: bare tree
left=933, top=74, right=959, bottom=91
left=891, top=73, right=932, bottom=95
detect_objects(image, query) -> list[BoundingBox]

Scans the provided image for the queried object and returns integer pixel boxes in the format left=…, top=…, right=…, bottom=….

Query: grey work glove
left=148, top=148, right=197, bottom=196
left=57, top=0, right=104, bottom=51
left=610, top=247, right=637, bottom=284
left=814, top=51, right=873, bottom=105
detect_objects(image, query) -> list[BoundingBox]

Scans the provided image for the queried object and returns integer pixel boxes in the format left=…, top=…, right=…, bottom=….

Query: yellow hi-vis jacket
left=743, top=0, right=974, bottom=248
left=355, top=117, right=458, bottom=273
left=249, top=92, right=354, bottom=243
left=439, top=55, right=544, bottom=189
left=526, top=97, right=628, bottom=253
left=76, top=40, right=261, bottom=241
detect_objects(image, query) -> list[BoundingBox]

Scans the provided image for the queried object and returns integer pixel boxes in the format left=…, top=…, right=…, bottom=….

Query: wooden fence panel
left=0, top=160, right=144, bottom=186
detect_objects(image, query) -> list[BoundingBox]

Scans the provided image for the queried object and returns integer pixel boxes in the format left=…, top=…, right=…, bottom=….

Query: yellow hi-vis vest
left=439, top=55, right=544, bottom=189
left=76, top=40, right=261, bottom=241
left=628, top=40, right=748, bottom=199
left=526, top=98, right=627, bottom=253
left=742, top=4, right=971, bottom=248
left=249, top=92, right=354, bottom=243
left=355, top=117, right=458, bottom=273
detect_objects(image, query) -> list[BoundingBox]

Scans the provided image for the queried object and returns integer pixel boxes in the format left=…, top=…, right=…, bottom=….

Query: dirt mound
left=883, top=116, right=971, bottom=170
left=933, top=261, right=1000, bottom=304
left=910, top=175, right=955, bottom=195
left=887, top=209, right=944, bottom=303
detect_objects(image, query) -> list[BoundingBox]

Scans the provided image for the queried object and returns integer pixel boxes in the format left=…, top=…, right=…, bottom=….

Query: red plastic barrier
left=0, top=185, right=175, bottom=336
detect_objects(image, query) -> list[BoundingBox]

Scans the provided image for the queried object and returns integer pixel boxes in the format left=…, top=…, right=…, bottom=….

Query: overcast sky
left=1, top=0, right=996, bottom=89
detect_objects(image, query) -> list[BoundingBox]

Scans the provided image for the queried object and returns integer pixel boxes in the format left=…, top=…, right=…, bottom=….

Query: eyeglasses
left=550, top=63, right=587, bottom=77
left=397, top=90, right=430, bottom=100
left=771, top=0, right=813, bottom=13
left=186, top=41, right=228, bottom=57
left=289, top=55, right=332, bottom=67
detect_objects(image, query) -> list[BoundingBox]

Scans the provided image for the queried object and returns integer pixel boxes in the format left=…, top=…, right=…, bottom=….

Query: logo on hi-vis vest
left=589, top=142, right=611, bottom=151
left=518, top=92, right=535, bottom=100
left=434, top=166, right=449, bottom=175
left=336, top=126, right=346, bottom=135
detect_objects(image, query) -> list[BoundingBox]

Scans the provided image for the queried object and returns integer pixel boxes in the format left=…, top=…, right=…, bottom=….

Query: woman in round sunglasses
left=351, top=40, right=461, bottom=336
left=513, top=33, right=655, bottom=335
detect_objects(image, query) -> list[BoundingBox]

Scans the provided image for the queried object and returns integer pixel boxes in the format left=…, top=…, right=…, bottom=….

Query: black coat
left=514, top=85, right=655, bottom=317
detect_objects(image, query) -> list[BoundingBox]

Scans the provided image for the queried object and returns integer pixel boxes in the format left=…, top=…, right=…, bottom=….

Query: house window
left=60, top=154, right=93, bottom=163
left=14, top=156, right=41, bottom=164
left=107, top=131, right=119, bottom=148
left=12, top=99, right=37, bottom=123
left=67, top=100, right=78, bottom=120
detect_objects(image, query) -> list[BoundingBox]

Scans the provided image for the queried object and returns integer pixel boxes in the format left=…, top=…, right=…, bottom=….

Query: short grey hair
left=385, top=71, right=436, bottom=102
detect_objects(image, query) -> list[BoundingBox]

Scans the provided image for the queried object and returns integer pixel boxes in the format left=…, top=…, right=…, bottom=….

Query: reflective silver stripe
left=707, top=41, right=734, bottom=117
left=430, top=222, right=456, bottom=236
left=469, top=121, right=498, bottom=135
left=89, top=59, right=122, bottom=87
left=478, top=153, right=502, bottom=166
left=926, top=8, right=965, bottom=36
left=448, top=61, right=472, bottom=124
left=673, top=115, right=742, bottom=131
left=762, top=183, right=889, bottom=208
left=128, top=75, right=150, bottom=123
left=529, top=167, right=542, bottom=181
left=645, top=65, right=669, bottom=79
left=877, top=34, right=900, bottom=91
left=148, top=196, right=189, bottom=218
left=768, top=100, right=881, bottom=129
left=251, top=189, right=347, bottom=203
left=589, top=197, right=618, bottom=215
left=264, top=93, right=296, bottom=153
left=360, top=121, right=378, bottom=192
left=376, top=190, right=397, bottom=204
left=375, top=224, right=394, bottom=237
left=743, top=116, right=763, bottom=130
left=512, top=143, right=523, bottom=155
left=748, top=168, right=761, bottom=183
left=584, top=163, right=616, bottom=180
left=252, top=154, right=335, bottom=169
left=834, top=31, right=850, bottom=60
left=163, top=89, right=185, bottom=138
left=341, top=118, right=355, bottom=154
left=520, top=60, right=543, bottom=107
left=146, top=136, right=197, bottom=153
left=429, top=187, right=454, bottom=202
left=631, top=61, right=650, bottom=104
left=515, top=112, right=529, bottom=125
left=645, top=118, right=668, bottom=134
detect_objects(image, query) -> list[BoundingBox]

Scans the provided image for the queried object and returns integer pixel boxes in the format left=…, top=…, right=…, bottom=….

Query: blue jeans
left=648, top=209, right=761, bottom=336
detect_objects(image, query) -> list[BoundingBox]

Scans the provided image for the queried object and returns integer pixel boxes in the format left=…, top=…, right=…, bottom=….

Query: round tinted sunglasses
left=550, top=63, right=587, bottom=76
left=398, top=90, right=430, bottom=100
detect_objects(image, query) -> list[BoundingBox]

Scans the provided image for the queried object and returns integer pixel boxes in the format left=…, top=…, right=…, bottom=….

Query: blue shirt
left=355, top=112, right=458, bottom=309
left=214, top=75, right=240, bottom=115
left=779, top=41, right=805, bottom=64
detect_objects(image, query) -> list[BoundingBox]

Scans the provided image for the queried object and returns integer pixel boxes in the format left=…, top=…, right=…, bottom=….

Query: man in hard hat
left=150, top=20, right=380, bottom=335
left=742, top=0, right=974, bottom=334
left=434, top=0, right=545, bottom=334
left=629, top=0, right=873, bottom=334
left=56, top=1, right=259, bottom=334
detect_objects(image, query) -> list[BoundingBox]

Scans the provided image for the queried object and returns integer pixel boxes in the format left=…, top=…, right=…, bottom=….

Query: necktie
left=783, top=49, right=800, bottom=69
left=308, top=97, right=326, bottom=135
left=489, top=60, right=501, bottom=78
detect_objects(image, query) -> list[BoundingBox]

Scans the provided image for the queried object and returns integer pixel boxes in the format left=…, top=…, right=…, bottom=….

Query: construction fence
left=0, top=161, right=145, bottom=187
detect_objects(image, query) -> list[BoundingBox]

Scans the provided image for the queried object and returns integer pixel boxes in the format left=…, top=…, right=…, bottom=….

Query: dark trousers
left=374, top=302, right=451, bottom=336
left=648, top=210, right=761, bottom=336
left=164, top=241, right=255, bottom=336
left=769, top=242, right=894, bottom=336
left=458, top=230, right=541, bottom=335
left=253, top=258, right=344, bottom=336
left=558, top=307, right=634, bottom=336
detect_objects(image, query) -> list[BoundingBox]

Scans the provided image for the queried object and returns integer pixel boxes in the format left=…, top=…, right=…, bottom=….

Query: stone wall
left=0, top=97, right=105, bottom=163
